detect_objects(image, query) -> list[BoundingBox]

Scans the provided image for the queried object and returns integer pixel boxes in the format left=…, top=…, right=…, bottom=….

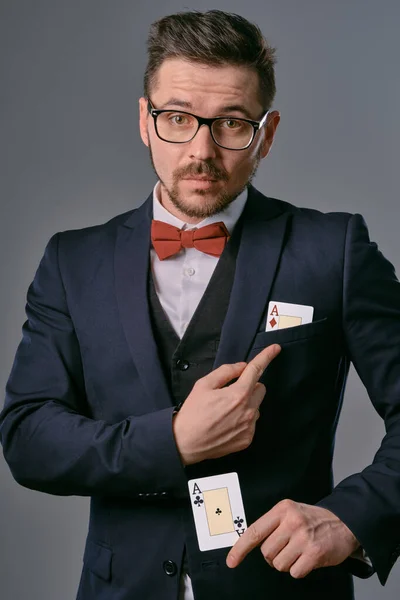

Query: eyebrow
left=159, top=98, right=256, bottom=120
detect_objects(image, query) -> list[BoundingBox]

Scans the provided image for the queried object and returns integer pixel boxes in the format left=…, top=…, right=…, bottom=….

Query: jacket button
left=163, top=560, right=177, bottom=576
left=176, top=359, right=190, bottom=371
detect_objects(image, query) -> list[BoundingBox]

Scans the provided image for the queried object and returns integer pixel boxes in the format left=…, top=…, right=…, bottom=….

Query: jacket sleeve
left=0, top=233, right=187, bottom=499
left=317, top=213, right=400, bottom=585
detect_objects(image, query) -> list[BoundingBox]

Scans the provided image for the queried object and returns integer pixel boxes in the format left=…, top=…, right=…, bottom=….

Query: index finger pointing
left=226, top=509, right=281, bottom=568
left=237, top=344, right=281, bottom=390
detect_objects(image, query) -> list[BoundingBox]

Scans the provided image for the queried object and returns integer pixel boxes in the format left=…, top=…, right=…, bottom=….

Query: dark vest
left=147, top=216, right=244, bottom=408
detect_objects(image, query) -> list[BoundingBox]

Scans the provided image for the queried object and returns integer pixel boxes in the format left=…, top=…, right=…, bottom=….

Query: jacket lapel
left=114, top=193, right=174, bottom=411
left=213, top=186, right=291, bottom=368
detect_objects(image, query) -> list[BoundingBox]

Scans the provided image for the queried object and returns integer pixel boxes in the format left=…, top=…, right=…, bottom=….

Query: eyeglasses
left=147, top=99, right=269, bottom=151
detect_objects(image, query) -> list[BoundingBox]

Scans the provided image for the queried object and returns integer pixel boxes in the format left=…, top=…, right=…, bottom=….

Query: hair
left=144, top=10, right=277, bottom=111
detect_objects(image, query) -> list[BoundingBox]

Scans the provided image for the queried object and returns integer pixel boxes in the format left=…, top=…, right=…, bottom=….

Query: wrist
left=172, top=409, right=204, bottom=466
left=172, top=408, right=190, bottom=466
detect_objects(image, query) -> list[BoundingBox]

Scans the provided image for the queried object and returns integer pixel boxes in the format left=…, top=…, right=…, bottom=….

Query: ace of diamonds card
left=266, top=301, right=314, bottom=331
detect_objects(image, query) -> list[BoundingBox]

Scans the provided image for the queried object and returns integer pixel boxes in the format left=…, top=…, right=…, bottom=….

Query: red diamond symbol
left=269, top=318, right=277, bottom=328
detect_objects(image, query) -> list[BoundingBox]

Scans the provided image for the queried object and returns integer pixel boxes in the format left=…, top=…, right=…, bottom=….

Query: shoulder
left=57, top=208, right=137, bottom=245
left=249, top=185, right=359, bottom=241
left=38, top=207, right=140, bottom=279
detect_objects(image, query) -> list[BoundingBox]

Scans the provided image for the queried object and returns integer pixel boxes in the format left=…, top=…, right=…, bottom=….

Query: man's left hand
left=226, top=499, right=360, bottom=578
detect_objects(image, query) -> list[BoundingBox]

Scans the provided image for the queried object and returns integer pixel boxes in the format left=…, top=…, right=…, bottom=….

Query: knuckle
left=244, top=408, right=255, bottom=425
left=247, top=524, right=262, bottom=545
left=278, top=498, right=295, bottom=512
left=229, top=362, right=241, bottom=372
left=272, top=558, right=286, bottom=572
left=255, top=382, right=266, bottom=394
left=309, top=542, right=323, bottom=561
left=220, top=363, right=237, bottom=378
left=248, top=422, right=257, bottom=437
left=237, top=387, right=249, bottom=402
left=231, top=385, right=247, bottom=402
left=290, top=517, right=305, bottom=533
left=240, top=434, right=253, bottom=450
left=261, top=547, right=272, bottom=562
left=231, top=393, right=245, bottom=410
left=245, top=434, right=254, bottom=447
left=290, top=511, right=304, bottom=527
left=296, top=530, right=309, bottom=546
left=249, top=361, right=264, bottom=379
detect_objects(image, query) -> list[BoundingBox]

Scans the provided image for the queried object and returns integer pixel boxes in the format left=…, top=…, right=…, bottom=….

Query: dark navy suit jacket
left=1, top=186, right=400, bottom=599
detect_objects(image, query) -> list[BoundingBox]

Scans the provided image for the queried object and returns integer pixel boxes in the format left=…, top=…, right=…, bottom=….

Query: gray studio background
left=1, top=1, right=399, bottom=599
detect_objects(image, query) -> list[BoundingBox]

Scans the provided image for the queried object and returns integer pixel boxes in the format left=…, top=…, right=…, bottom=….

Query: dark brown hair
left=144, top=10, right=277, bottom=110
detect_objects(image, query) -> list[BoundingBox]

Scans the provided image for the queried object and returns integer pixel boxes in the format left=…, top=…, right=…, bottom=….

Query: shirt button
left=176, top=359, right=190, bottom=371
left=185, top=267, right=195, bottom=276
left=163, top=560, right=177, bottom=577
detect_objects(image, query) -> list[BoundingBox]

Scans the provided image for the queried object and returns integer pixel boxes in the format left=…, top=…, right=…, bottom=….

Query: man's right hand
left=172, top=344, right=281, bottom=465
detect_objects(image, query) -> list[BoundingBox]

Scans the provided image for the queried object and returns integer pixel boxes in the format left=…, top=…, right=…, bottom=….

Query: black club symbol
left=215, top=508, right=222, bottom=515
left=194, top=495, right=204, bottom=507
left=234, top=517, right=244, bottom=528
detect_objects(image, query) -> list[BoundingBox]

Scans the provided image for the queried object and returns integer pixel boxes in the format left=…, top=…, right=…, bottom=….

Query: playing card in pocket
left=266, top=301, right=314, bottom=331
left=188, top=472, right=247, bottom=551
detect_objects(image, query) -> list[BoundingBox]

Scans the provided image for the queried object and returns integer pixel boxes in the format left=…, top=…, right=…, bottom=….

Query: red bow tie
left=151, top=219, right=230, bottom=260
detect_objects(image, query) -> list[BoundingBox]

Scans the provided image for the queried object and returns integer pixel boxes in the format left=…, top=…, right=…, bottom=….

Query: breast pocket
left=249, top=317, right=330, bottom=354
left=247, top=317, right=339, bottom=396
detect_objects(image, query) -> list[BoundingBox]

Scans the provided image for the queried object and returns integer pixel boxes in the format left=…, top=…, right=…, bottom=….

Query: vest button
left=176, top=359, right=190, bottom=371
left=163, top=560, right=177, bottom=576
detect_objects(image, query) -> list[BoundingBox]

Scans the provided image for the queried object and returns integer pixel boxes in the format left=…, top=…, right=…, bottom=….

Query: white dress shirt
left=151, top=181, right=248, bottom=339
left=151, top=181, right=248, bottom=599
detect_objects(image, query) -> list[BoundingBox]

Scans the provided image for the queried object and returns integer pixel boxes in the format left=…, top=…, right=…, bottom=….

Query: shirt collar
left=152, top=180, right=248, bottom=234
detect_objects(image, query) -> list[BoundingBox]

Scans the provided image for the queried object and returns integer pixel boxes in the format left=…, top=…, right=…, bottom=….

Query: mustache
left=175, top=162, right=229, bottom=181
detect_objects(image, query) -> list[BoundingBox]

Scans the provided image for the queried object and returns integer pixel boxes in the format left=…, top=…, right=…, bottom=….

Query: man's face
left=139, top=58, right=280, bottom=223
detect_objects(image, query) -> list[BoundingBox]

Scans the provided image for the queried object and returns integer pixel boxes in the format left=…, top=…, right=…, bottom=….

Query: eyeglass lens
left=156, top=112, right=254, bottom=149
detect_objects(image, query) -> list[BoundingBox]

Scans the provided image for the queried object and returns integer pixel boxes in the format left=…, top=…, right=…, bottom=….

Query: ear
left=259, top=110, right=280, bottom=159
left=139, top=97, right=150, bottom=147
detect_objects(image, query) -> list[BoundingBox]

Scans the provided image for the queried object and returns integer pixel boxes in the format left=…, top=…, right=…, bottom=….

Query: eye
left=219, top=119, right=243, bottom=130
left=169, top=114, right=191, bottom=125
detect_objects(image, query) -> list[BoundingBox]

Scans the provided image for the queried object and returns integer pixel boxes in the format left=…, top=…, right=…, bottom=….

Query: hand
left=173, top=344, right=281, bottom=465
left=226, top=500, right=360, bottom=578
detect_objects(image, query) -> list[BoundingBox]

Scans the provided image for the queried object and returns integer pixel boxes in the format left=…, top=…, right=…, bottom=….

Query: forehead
left=151, top=58, right=262, bottom=115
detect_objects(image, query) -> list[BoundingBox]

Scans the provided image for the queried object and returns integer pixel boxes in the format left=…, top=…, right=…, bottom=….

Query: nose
left=188, top=123, right=218, bottom=160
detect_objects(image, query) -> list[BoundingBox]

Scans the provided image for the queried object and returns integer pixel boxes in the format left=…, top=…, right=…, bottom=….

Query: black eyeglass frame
left=147, top=99, right=269, bottom=151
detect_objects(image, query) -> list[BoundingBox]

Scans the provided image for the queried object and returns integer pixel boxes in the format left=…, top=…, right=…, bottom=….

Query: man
left=1, top=9, right=400, bottom=600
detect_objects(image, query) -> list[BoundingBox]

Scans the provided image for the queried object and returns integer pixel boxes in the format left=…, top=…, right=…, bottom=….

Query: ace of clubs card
left=188, top=472, right=248, bottom=551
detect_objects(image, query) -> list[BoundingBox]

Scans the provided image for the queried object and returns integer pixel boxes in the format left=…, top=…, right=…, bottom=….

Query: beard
left=148, top=141, right=261, bottom=219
